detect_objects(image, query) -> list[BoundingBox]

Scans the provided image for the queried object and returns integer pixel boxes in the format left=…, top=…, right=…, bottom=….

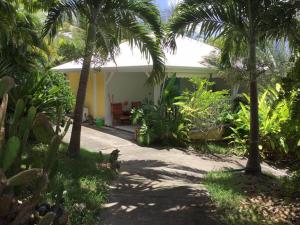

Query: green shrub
left=175, top=78, right=231, bottom=130
left=281, top=57, right=300, bottom=160
left=131, top=75, right=189, bottom=146
left=227, top=84, right=291, bottom=159
left=132, top=77, right=231, bottom=146
left=9, top=70, right=75, bottom=121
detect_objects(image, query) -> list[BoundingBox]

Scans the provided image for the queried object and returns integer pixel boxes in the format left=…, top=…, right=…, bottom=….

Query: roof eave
left=52, top=64, right=219, bottom=75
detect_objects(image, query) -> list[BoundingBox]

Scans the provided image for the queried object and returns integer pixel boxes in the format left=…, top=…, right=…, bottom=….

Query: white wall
left=108, top=72, right=153, bottom=104
left=105, top=72, right=154, bottom=125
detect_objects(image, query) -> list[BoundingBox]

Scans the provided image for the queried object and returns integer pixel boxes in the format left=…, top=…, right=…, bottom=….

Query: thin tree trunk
left=68, top=23, right=97, bottom=157
left=245, top=0, right=261, bottom=175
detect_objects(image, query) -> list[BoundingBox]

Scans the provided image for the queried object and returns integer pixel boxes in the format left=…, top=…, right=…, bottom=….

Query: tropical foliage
left=0, top=2, right=48, bottom=77
left=8, top=71, right=74, bottom=121
left=227, top=85, right=292, bottom=160
left=176, top=78, right=230, bottom=130
left=281, top=57, right=300, bottom=164
left=132, top=76, right=189, bottom=146
left=0, top=75, right=70, bottom=225
left=166, top=0, right=300, bottom=174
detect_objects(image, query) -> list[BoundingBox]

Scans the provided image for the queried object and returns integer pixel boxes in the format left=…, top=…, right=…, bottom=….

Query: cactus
left=0, top=76, right=68, bottom=225
left=32, top=113, right=55, bottom=144
left=0, top=76, right=15, bottom=97
left=2, top=136, right=21, bottom=171
left=8, top=168, right=43, bottom=186
left=0, top=168, right=52, bottom=225
left=44, top=135, right=61, bottom=172
left=19, top=106, right=37, bottom=156
left=54, top=105, right=72, bottom=140
left=9, top=98, right=25, bottom=137
left=4, top=101, right=37, bottom=171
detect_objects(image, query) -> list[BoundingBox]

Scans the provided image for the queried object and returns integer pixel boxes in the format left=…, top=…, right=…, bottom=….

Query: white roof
left=52, top=37, right=219, bottom=74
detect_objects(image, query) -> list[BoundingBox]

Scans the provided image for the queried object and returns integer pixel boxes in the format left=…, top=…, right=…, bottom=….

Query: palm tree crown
left=43, top=0, right=165, bottom=156
left=167, top=0, right=299, bottom=64
left=43, top=0, right=165, bottom=82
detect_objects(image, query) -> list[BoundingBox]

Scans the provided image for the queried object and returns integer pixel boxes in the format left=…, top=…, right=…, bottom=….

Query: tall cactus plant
left=0, top=76, right=66, bottom=225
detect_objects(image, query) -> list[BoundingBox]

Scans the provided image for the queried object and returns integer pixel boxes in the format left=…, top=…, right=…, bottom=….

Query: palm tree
left=43, top=0, right=164, bottom=157
left=167, top=0, right=300, bottom=174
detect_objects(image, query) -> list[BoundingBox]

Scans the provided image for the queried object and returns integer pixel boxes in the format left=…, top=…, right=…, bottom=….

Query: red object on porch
left=111, top=103, right=130, bottom=125
left=131, top=101, right=141, bottom=109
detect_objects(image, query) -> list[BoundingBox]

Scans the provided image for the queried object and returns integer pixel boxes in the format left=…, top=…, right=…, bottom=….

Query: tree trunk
left=245, top=0, right=261, bottom=175
left=68, top=23, right=97, bottom=157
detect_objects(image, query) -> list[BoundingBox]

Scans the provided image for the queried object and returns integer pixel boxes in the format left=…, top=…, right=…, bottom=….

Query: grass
left=31, top=144, right=116, bottom=225
left=203, top=171, right=300, bottom=225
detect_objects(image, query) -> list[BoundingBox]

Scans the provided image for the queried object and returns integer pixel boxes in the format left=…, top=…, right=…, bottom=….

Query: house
left=52, top=37, right=228, bottom=127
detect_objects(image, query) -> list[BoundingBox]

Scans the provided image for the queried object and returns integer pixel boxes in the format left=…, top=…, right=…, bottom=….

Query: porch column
left=145, top=72, right=162, bottom=105
left=93, top=71, right=97, bottom=118
left=104, top=72, right=115, bottom=126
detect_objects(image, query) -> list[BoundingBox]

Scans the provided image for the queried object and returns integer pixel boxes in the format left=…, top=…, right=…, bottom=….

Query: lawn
left=203, top=171, right=300, bottom=225
left=31, top=144, right=116, bottom=225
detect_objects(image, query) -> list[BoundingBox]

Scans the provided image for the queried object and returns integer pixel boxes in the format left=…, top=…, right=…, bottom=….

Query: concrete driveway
left=64, top=125, right=285, bottom=225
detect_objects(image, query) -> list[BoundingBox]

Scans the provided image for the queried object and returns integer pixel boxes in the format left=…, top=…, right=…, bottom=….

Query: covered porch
left=103, top=71, right=160, bottom=127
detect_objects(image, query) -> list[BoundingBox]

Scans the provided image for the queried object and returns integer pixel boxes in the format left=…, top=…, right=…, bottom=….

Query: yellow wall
left=66, top=71, right=105, bottom=119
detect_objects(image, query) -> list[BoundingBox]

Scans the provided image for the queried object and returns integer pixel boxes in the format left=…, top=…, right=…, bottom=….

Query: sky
left=154, top=0, right=182, bottom=21
left=154, top=0, right=181, bottom=10
left=155, top=0, right=168, bottom=10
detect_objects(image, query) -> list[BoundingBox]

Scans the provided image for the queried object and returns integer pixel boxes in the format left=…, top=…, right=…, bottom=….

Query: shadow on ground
left=101, top=160, right=223, bottom=225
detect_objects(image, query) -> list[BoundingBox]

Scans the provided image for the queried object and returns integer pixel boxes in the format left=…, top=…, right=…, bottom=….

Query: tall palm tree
left=43, top=0, right=164, bottom=157
left=167, top=0, right=300, bottom=174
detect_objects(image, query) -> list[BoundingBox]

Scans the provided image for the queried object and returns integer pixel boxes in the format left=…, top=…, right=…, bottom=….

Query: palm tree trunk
left=245, top=0, right=261, bottom=175
left=68, top=23, right=96, bottom=157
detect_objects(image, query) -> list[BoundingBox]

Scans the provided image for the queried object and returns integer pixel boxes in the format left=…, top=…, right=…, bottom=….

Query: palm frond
left=166, top=0, right=299, bottom=64
left=258, top=1, right=300, bottom=49
left=118, top=17, right=165, bottom=83
left=166, top=0, right=247, bottom=66
left=111, top=0, right=163, bottom=41
left=0, top=59, right=13, bottom=77
left=0, top=0, right=15, bottom=39
left=42, top=0, right=78, bottom=39
left=95, top=15, right=120, bottom=65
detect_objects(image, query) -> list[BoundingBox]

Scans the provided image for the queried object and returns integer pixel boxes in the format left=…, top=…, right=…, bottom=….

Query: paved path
left=64, top=126, right=285, bottom=225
